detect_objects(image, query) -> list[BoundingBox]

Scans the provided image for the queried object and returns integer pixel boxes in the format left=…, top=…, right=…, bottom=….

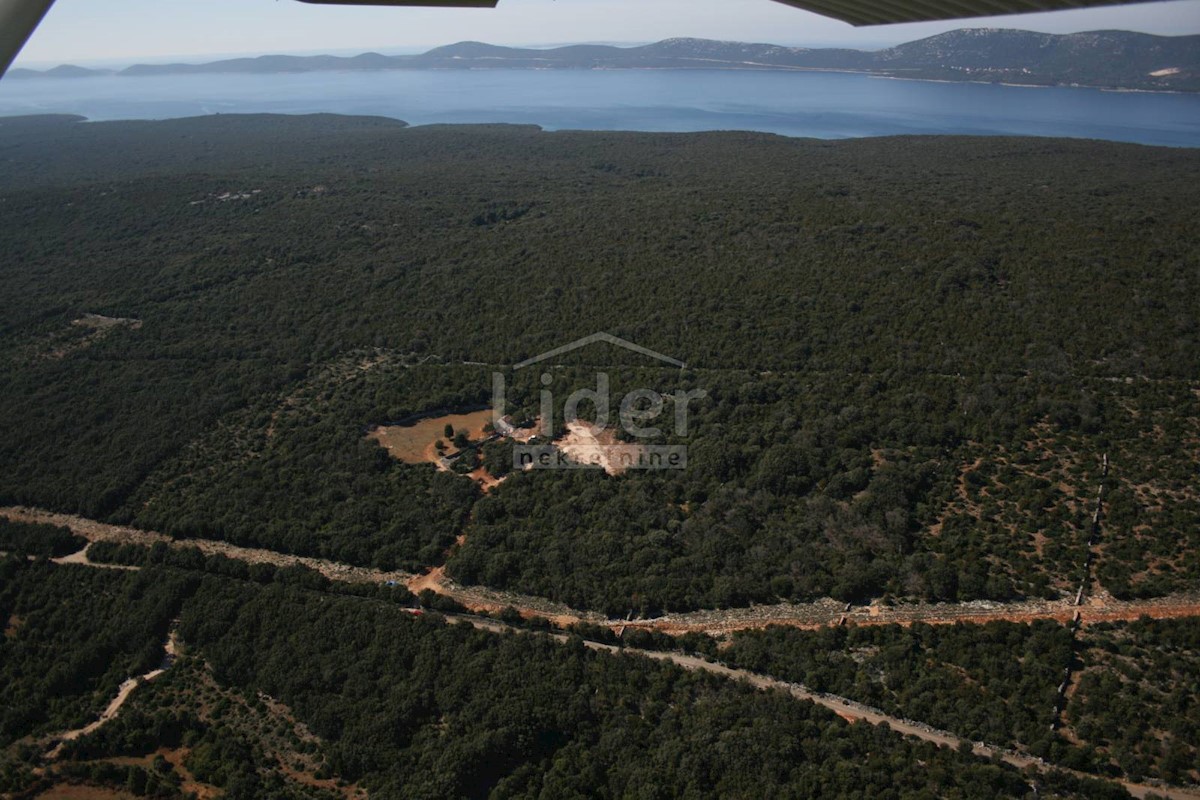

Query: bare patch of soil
left=158, top=747, right=221, bottom=800
left=406, top=564, right=449, bottom=596
left=469, top=466, right=505, bottom=492
left=72, top=314, right=142, bottom=333
left=554, top=420, right=645, bottom=476
left=369, top=409, right=492, bottom=464
left=40, top=314, right=142, bottom=361
left=102, top=748, right=219, bottom=800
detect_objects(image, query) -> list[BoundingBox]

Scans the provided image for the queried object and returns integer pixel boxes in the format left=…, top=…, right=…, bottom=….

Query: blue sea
left=1, top=68, right=1197, bottom=147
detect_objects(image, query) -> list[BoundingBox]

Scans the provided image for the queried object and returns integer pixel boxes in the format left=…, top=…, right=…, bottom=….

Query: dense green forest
left=1, top=557, right=1143, bottom=799
left=720, top=616, right=1200, bottom=788
left=0, top=518, right=83, bottom=557
left=664, top=610, right=1199, bottom=790
left=0, top=113, right=1197, bottom=612
left=1067, top=617, right=1200, bottom=785
left=2, top=108, right=1197, bottom=800
left=722, top=620, right=1075, bottom=755
left=0, top=559, right=191, bottom=752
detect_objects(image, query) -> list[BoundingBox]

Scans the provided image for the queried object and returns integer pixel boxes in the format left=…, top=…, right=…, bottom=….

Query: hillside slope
left=11, top=29, right=1199, bottom=91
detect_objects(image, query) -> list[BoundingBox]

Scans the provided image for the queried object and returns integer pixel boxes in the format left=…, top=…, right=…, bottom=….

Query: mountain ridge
left=10, top=28, right=1199, bottom=92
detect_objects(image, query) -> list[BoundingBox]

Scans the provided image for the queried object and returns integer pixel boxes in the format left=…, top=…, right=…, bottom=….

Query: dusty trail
left=51, top=544, right=140, bottom=571
left=617, top=588, right=1200, bottom=635
left=11, top=507, right=1199, bottom=799
left=2, top=506, right=415, bottom=587
left=448, top=615, right=1200, bottom=800
left=44, top=632, right=179, bottom=760
left=6, top=506, right=1200, bottom=637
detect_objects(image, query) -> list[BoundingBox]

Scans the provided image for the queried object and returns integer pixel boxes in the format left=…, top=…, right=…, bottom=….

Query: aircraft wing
left=296, top=0, right=1166, bottom=26
left=766, top=0, right=1155, bottom=25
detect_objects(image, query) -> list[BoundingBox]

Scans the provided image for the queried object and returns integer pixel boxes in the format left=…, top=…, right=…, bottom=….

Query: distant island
left=10, top=28, right=1199, bottom=92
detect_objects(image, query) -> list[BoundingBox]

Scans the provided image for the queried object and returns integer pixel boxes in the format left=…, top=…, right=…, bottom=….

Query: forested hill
left=9, top=28, right=1199, bottom=91
left=1, top=112, right=1198, bottom=614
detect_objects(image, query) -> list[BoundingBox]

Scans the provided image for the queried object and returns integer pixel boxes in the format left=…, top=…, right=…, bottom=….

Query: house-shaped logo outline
left=513, top=332, right=685, bottom=370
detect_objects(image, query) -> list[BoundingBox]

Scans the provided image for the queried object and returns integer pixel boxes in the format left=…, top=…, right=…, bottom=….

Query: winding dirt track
left=43, top=632, right=178, bottom=760
left=7, top=505, right=1199, bottom=799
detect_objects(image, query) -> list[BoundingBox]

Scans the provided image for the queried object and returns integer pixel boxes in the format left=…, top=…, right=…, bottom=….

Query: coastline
left=8, top=64, right=1194, bottom=96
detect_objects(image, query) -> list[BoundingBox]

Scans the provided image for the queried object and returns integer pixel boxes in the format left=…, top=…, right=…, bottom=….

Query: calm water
left=1, top=68, right=1197, bottom=147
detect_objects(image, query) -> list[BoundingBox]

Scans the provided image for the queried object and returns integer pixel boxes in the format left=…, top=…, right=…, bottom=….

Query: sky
left=13, top=0, right=1200, bottom=67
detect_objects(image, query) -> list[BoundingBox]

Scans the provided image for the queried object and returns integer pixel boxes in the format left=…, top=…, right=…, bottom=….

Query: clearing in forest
left=367, top=408, right=493, bottom=464
left=553, top=420, right=646, bottom=476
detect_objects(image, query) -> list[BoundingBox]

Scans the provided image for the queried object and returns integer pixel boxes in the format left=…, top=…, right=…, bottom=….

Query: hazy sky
left=14, top=0, right=1200, bottom=66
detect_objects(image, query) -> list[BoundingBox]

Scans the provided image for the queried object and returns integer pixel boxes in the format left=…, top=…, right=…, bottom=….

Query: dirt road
left=6, top=505, right=1200, bottom=638
left=448, top=614, right=1200, bottom=800
left=51, top=545, right=140, bottom=571
left=43, top=632, right=178, bottom=760
left=2, top=507, right=415, bottom=588
left=10, top=505, right=1198, bottom=800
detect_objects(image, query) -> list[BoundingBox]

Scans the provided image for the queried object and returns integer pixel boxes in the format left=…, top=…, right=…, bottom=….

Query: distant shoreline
left=864, top=72, right=1187, bottom=95
left=8, top=28, right=1197, bottom=94
left=4, top=71, right=1195, bottom=149
left=9, top=64, right=1191, bottom=96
